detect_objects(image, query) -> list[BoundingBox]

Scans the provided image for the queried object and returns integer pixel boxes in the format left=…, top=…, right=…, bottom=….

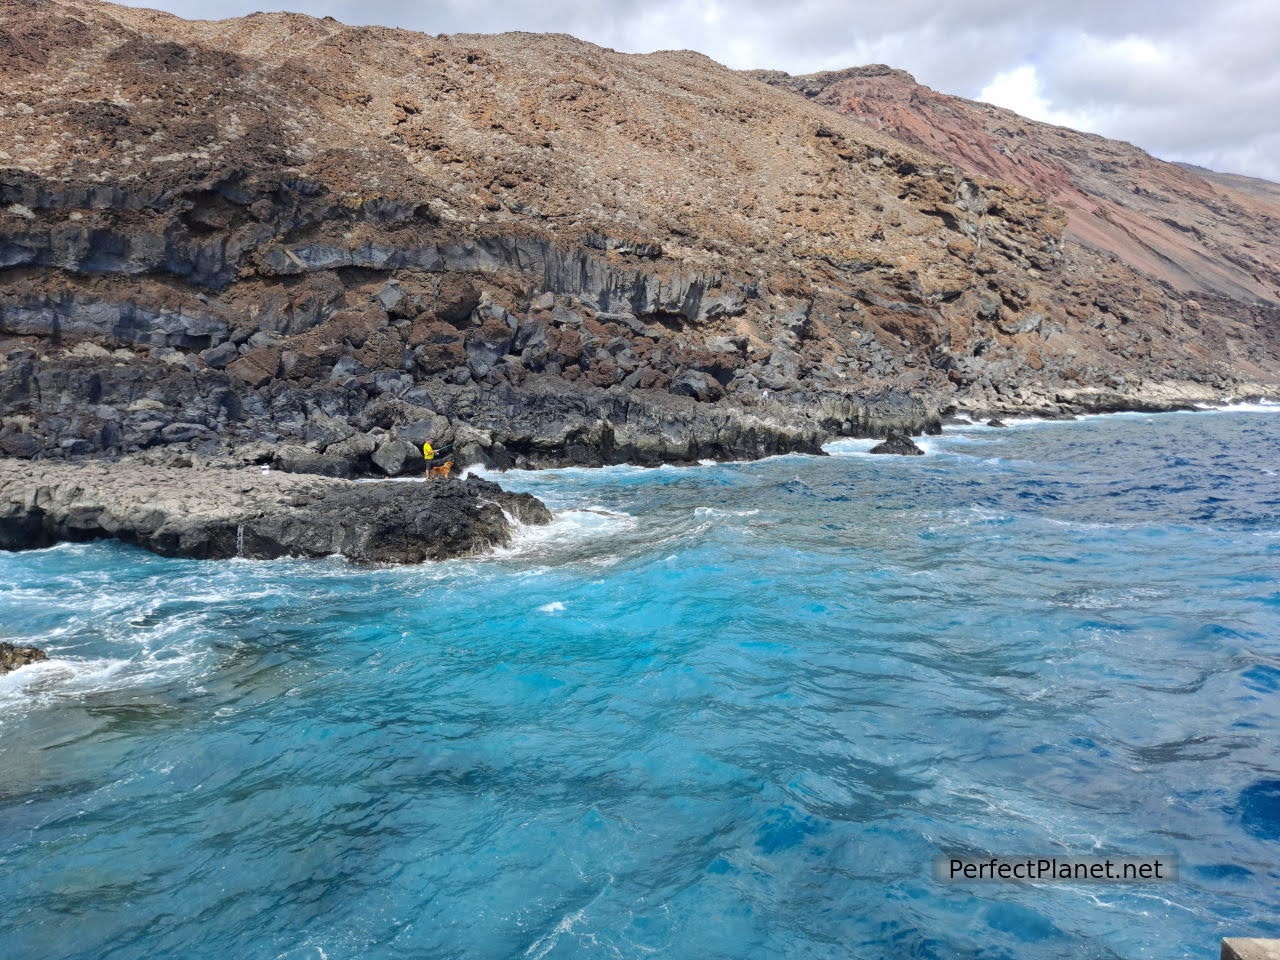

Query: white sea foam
left=466, top=462, right=656, bottom=484
left=524, top=906, right=589, bottom=960
left=821, top=438, right=881, bottom=456
left=0, top=579, right=234, bottom=715
left=989, top=415, right=1055, bottom=426
left=826, top=434, right=1009, bottom=457
left=827, top=435, right=1001, bottom=460
left=0, top=654, right=122, bottom=696
left=538, top=601, right=567, bottom=613
left=469, top=451, right=818, bottom=483
left=0, top=654, right=167, bottom=717
left=488, top=505, right=637, bottom=560
left=693, top=506, right=760, bottom=518
left=1197, top=400, right=1280, bottom=414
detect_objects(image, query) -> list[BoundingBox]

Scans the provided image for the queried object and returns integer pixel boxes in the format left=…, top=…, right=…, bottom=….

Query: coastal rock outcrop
left=868, top=433, right=924, bottom=455
left=0, top=460, right=552, bottom=563
left=0, top=641, right=47, bottom=674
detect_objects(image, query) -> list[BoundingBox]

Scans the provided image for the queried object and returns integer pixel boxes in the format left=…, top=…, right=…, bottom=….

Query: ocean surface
left=2, top=407, right=1279, bottom=960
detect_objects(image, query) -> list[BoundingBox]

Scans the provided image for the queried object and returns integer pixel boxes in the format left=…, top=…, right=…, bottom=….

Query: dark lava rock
left=0, top=642, right=47, bottom=674
left=986, top=418, right=1008, bottom=428
left=200, top=341, right=239, bottom=370
left=0, top=461, right=552, bottom=564
left=868, top=433, right=924, bottom=455
left=371, top=438, right=423, bottom=476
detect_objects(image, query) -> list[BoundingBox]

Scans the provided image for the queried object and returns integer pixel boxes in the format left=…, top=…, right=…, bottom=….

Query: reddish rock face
left=755, top=65, right=1280, bottom=307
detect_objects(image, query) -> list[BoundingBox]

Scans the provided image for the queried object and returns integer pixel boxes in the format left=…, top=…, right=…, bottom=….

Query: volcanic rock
left=0, top=459, right=551, bottom=563
left=0, top=641, right=47, bottom=674
left=868, top=433, right=925, bottom=455
left=371, top=438, right=423, bottom=476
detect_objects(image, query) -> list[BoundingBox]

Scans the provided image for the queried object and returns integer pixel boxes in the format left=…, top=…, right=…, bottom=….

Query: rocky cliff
left=1, top=0, right=1277, bottom=475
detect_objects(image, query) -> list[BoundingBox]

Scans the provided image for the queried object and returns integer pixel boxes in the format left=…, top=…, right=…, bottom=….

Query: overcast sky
left=119, top=0, right=1280, bottom=181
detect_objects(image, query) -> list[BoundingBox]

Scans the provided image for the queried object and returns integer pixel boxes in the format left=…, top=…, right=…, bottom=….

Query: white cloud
left=977, top=64, right=1098, bottom=132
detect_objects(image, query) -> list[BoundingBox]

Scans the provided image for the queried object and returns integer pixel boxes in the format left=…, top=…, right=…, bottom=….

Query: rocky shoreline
left=0, top=459, right=551, bottom=563
left=4, top=397, right=1257, bottom=568
left=0, top=399, right=1271, bottom=673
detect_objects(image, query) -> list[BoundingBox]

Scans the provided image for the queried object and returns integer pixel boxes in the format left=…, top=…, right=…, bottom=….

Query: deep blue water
left=2, top=408, right=1279, bottom=960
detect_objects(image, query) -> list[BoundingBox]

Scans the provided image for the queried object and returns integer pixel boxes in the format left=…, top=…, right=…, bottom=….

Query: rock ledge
left=0, top=460, right=551, bottom=564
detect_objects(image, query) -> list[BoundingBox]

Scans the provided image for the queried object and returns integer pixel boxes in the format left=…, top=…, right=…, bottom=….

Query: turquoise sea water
left=2, top=408, right=1279, bottom=960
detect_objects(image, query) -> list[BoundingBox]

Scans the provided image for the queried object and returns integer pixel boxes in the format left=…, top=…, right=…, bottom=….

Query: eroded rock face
left=0, top=1, right=1276, bottom=475
left=0, top=460, right=551, bottom=563
left=0, top=641, right=47, bottom=674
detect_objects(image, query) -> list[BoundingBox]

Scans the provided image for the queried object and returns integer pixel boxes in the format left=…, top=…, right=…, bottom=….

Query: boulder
left=513, top=318, right=548, bottom=353
left=272, top=444, right=353, bottom=478
left=869, top=433, right=925, bottom=455
left=200, top=341, right=239, bottom=369
left=226, top=350, right=279, bottom=387
left=329, top=354, right=369, bottom=381
left=394, top=417, right=451, bottom=447
left=159, top=422, right=212, bottom=443
left=464, top=319, right=514, bottom=379
left=669, top=370, right=722, bottom=402
left=371, top=438, right=423, bottom=476
left=375, top=281, right=404, bottom=312
left=324, top=432, right=377, bottom=461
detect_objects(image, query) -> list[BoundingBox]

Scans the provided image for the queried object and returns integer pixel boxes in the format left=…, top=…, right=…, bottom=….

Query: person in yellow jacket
left=422, top=438, right=454, bottom=479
